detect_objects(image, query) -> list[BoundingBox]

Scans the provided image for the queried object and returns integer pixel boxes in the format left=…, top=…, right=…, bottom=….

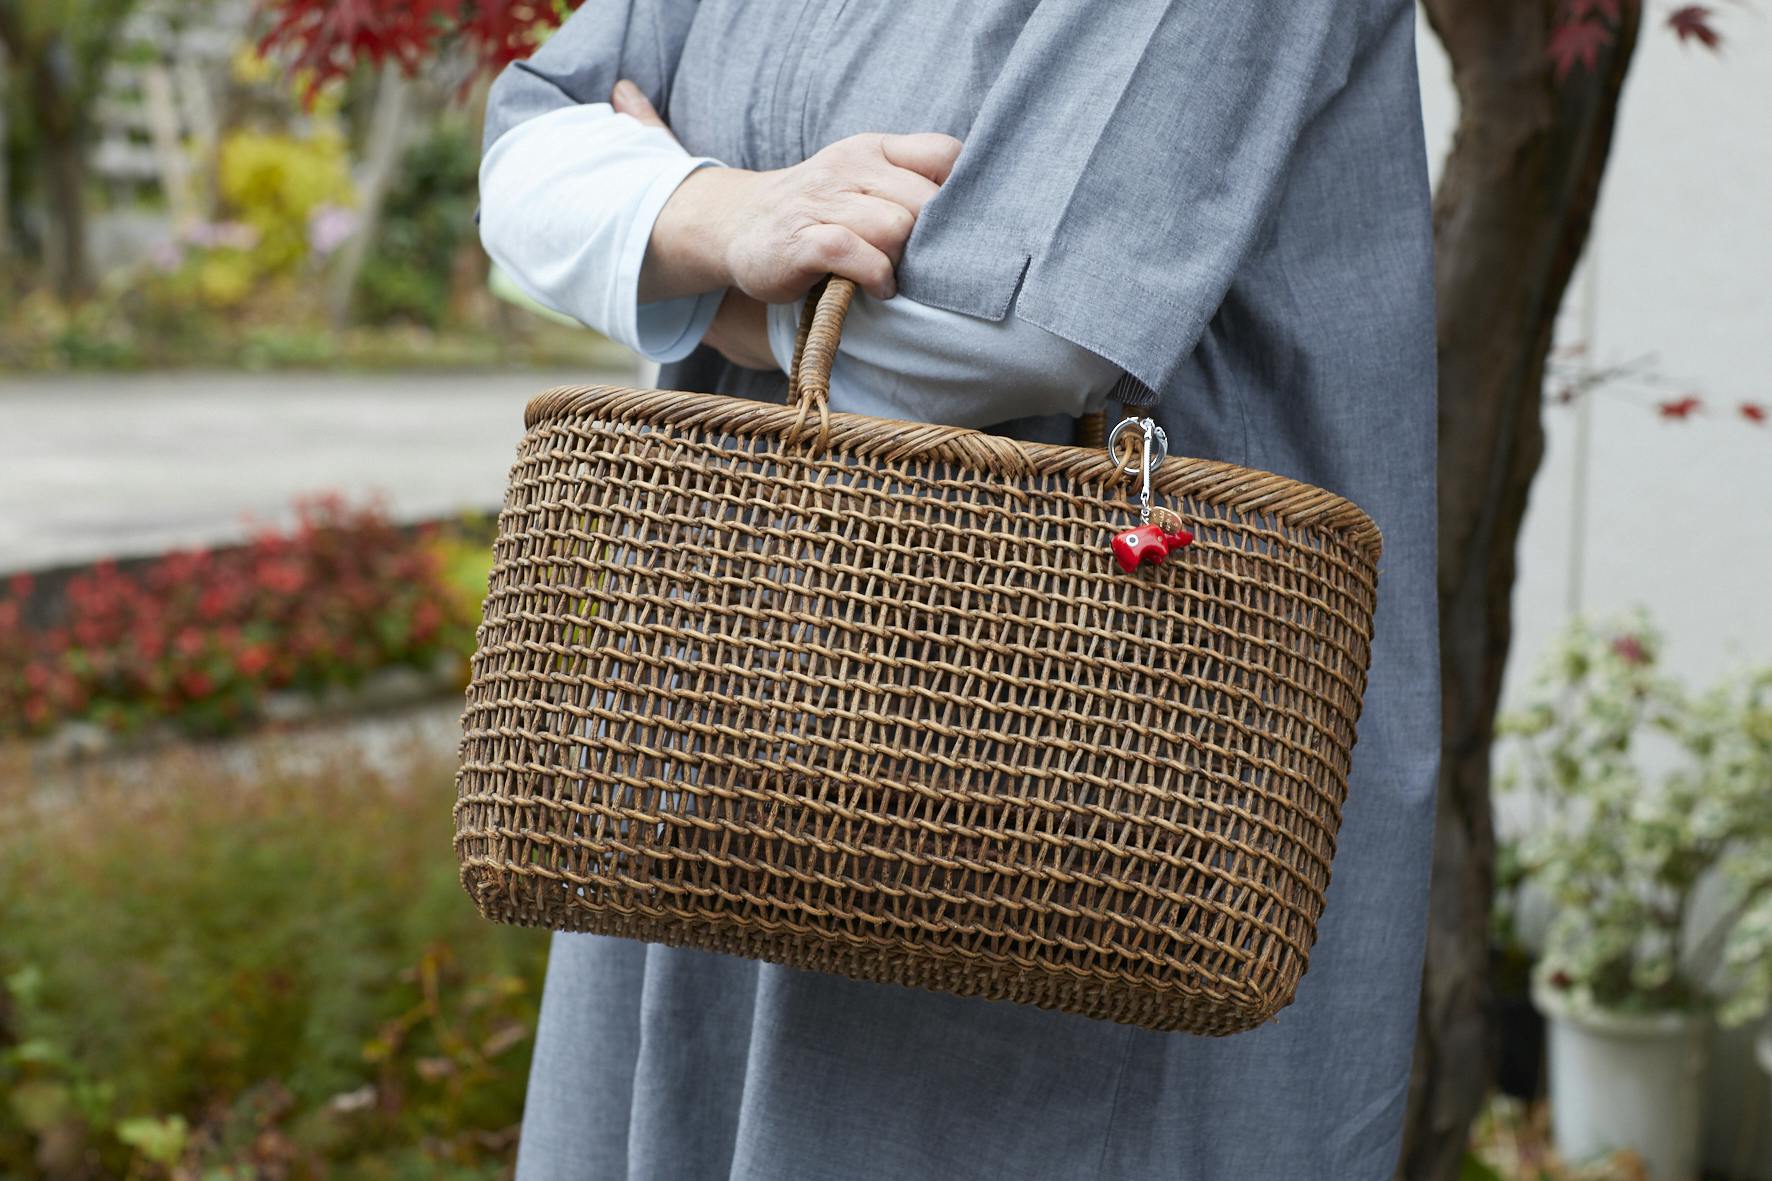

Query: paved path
left=1, top=368, right=634, bottom=572
left=4, top=367, right=1766, bottom=687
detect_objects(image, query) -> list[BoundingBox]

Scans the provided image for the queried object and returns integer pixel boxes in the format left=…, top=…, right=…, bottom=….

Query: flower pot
left=1534, top=982, right=1706, bottom=1181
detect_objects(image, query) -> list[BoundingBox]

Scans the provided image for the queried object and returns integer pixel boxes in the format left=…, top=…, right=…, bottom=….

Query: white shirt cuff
left=632, top=162, right=725, bottom=363
left=478, top=103, right=724, bottom=358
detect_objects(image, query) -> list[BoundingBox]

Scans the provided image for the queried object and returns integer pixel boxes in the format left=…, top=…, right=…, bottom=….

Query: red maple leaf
left=1668, top=5, right=1723, bottom=49
left=1548, top=19, right=1614, bottom=80
left=257, top=0, right=581, bottom=105
left=1742, top=402, right=1768, bottom=424
left=459, top=0, right=582, bottom=77
left=257, top=0, right=450, bottom=99
left=1657, top=395, right=1703, bottom=419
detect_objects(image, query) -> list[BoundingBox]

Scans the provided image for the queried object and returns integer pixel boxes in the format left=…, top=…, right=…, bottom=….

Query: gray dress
left=485, top=2, right=1440, bottom=1177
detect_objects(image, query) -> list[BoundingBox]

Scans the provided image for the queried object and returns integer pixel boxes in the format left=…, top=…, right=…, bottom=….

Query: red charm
left=1111, top=523, right=1193, bottom=573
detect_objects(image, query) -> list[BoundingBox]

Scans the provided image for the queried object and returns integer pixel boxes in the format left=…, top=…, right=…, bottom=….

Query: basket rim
left=524, top=384, right=1383, bottom=561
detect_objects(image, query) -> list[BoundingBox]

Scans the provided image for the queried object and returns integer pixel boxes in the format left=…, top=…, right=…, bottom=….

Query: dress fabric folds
left=489, top=2, right=1440, bottom=1177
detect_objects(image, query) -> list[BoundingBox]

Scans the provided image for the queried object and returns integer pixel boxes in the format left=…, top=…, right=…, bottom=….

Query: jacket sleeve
left=479, top=103, right=724, bottom=359
left=481, top=0, right=700, bottom=153
left=898, top=0, right=1411, bottom=396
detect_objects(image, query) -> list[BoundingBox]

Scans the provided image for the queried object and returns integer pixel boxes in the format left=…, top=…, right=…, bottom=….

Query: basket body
left=455, top=383, right=1381, bottom=1035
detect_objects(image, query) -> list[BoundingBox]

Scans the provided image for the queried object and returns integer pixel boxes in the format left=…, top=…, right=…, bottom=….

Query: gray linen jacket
left=484, top=2, right=1440, bottom=1178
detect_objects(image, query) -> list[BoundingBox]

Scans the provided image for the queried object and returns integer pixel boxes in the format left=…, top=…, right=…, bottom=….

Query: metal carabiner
left=1106, top=415, right=1167, bottom=525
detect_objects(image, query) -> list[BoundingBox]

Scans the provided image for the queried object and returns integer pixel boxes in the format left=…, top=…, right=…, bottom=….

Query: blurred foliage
left=0, top=742, right=547, bottom=1178
left=431, top=513, right=497, bottom=626
left=0, top=495, right=476, bottom=740
left=356, top=120, right=481, bottom=329
left=0, top=15, right=629, bottom=372
left=1465, top=1096, right=1654, bottom=1181
left=1490, top=835, right=1538, bottom=998
left=0, top=0, right=144, bottom=285
left=217, top=128, right=356, bottom=277
left=1498, top=616, right=1772, bottom=1023
left=0, top=281, right=627, bottom=371
left=256, top=0, right=580, bottom=102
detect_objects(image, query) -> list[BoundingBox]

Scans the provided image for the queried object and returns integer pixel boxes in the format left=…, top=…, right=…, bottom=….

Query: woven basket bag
left=455, top=277, right=1382, bottom=1036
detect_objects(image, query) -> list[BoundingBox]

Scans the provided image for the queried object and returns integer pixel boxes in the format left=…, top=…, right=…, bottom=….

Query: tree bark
left=1399, top=3, right=1642, bottom=1177
left=0, top=0, right=139, bottom=299
left=0, top=12, right=96, bottom=300
left=42, top=124, right=92, bottom=300
left=0, top=44, right=11, bottom=265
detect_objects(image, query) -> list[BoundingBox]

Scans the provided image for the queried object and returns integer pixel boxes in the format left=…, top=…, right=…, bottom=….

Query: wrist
left=641, top=166, right=749, bottom=302
left=702, top=289, right=775, bottom=370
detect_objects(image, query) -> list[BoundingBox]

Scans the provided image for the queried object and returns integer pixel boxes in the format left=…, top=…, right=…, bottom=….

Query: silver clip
left=1106, top=415, right=1167, bottom=525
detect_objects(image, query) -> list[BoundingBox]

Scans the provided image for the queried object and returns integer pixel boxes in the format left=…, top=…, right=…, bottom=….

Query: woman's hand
left=614, top=80, right=961, bottom=305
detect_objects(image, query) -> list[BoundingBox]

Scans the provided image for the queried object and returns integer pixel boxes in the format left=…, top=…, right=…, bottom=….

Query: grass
left=0, top=736, right=548, bottom=1179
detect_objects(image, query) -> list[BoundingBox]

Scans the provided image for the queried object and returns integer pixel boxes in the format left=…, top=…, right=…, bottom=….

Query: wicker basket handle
left=783, top=276, right=857, bottom=446
left=787, top=276, right=855, bottom=408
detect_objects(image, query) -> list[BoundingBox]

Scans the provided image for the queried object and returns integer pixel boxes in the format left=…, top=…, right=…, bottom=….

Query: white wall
left=1416, top=12, right=1772, bottom=704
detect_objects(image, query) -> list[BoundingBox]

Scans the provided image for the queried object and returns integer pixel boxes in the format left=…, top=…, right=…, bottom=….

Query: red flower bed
left=0, top=494, right=474, bottom=738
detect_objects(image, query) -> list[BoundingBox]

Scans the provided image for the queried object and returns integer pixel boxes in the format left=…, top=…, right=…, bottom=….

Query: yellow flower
left=217, top=131, right=356, bottom=273
left=196, top=253, right=254, bottom=307
left=231, top=45, right=274, bottom=85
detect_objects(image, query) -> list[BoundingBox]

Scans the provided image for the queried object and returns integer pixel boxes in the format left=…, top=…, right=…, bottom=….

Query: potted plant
left=1498, top=617, right=1772, bottom=1181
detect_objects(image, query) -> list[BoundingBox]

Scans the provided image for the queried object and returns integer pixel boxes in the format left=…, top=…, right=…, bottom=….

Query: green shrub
left=218, top=129, right=357, bottom=278
left=356, top=121, right=481, bottom=330
left=0, top=744, right=548, bottom=1178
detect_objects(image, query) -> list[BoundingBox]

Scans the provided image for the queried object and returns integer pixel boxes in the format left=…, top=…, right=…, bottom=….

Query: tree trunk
left=1399, top=4, right=1642, bottom=1178
left=0, top=44, right=11, bottom=265
left=42, top=126, right=92, bottom=300
left=3, top=22, right=97, bottom=301
left=325, top=63, right=412, bottom=328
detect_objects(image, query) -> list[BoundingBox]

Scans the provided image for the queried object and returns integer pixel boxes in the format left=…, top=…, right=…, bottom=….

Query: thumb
left=612, top=80, right=672, bottom=134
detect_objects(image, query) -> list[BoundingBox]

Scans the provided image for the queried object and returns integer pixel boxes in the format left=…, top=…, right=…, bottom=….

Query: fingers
left=718, top=131, right=962, bottom=303
left=791, top=224, right=896, bottom=300
left=852, top=165, right=942, bottom=219
left=877, top=132, right=964, bottom=185
left=612, top=79, right=670, bottom=132
left=829, top=193, right=917, bottom=266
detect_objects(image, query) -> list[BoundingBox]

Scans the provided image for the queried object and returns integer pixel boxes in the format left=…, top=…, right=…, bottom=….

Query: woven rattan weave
left=455, top=277, right=1382, bottom=1035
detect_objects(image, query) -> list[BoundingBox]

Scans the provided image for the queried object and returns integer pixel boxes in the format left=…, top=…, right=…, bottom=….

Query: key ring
left=1107, top=415, right=1167, bottom=525
left=1107, top=416, right=1167, bottom=475
left=1104, top=415, right=1193, bottom=573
